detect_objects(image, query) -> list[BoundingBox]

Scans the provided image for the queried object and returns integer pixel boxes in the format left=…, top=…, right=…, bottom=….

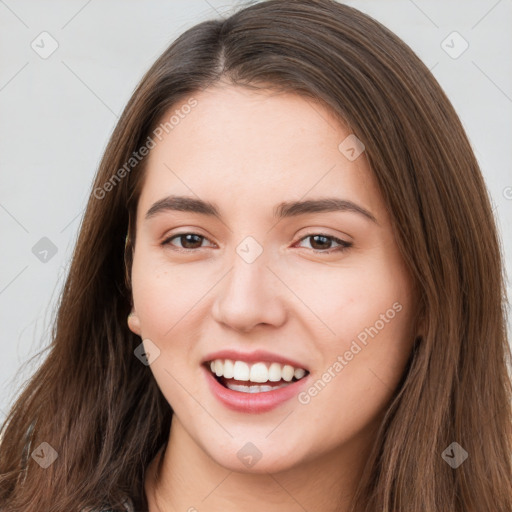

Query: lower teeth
left=225, top=382, right=291, bottom=393
left=209, top=368, right=306, bottom=394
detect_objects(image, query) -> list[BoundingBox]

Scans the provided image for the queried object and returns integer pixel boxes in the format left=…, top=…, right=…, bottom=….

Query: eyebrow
left=145, top=195, right=377, bottom=223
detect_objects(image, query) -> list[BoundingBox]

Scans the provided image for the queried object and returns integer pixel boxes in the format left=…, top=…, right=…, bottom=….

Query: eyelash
left=161, top=232, right=353, bottom=254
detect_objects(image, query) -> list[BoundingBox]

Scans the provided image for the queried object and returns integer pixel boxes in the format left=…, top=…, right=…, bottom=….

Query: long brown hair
left=1, top=1, right=511, bottom=510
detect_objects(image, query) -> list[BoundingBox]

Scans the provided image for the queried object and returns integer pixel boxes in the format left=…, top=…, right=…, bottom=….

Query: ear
left=127, top=308, right=142, bottom=336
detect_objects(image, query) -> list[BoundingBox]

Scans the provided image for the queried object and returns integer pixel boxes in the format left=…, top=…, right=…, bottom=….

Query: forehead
left=137, top=84, right=384, bottom=221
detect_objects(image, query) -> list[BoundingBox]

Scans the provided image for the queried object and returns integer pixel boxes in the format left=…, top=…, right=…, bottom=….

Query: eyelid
left=161, top=231, right=216, bottom=250
left=294, top=232, right=352, bottom=253
left=161, top=230, right=352, bottom=254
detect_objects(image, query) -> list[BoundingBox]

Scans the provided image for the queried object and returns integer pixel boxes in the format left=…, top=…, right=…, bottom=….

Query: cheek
left=284, top=250, right=412, bottom=338
left=131, top=251, right=211, bottom=339
left=130, top=254, right=210, bottom=406
left=296, top=302, right=414, bottom=451
left=313, top=272, right=414, bottom=426
left=295, top=252, right=415, bottom=416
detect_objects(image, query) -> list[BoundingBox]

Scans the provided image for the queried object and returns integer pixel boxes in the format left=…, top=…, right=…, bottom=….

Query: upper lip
left=202, top=349, right=309, bottom=371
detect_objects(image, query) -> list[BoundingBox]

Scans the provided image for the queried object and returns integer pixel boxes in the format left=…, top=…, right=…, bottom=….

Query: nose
left=211, top=249, right=288, bottom=333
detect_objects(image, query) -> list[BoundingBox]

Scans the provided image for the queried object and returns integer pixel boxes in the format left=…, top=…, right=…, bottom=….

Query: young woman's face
left=128, top=84, right=418, bottom=473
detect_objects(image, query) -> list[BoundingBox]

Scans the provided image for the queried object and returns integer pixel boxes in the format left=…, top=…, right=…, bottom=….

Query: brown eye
left=296, top=234, right=352, bottom=253
left=162, top=233, right=212, bottom=250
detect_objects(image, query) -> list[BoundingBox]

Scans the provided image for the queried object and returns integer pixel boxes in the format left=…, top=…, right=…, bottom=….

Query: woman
left=1, top=1, right=511, bottom=511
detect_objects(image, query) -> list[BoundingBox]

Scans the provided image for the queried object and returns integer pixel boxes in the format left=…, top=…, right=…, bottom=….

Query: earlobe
left=127, top=310, right=141, bottom=336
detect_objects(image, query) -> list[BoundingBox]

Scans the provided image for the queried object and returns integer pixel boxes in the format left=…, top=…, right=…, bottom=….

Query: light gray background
left=1, top=0, right=511, bottom=419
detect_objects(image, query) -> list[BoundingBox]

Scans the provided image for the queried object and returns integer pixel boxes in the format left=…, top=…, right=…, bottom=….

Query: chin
left=203, top=436, right=308, bottom=475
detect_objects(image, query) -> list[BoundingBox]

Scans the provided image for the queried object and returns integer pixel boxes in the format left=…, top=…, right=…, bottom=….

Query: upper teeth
left=209, top=359, right=307, bottom=383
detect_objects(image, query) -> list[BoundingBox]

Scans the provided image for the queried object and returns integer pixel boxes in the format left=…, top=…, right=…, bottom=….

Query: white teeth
left=249, top=362, right=269, bottom=383
left=226, top=382, right=290, bottom=393
left=281, top=365, right=294, bottom=382
left=294, top=368, right=306, bottom=379
left=206, top=358, right=308, bottom=384
left=214, top=360, right=223, bottom=377
left=223, top=359, right=234, bottom=379
left=268, top=362, right=282, bottom=382
left=233, top=361, right=250, bottom=381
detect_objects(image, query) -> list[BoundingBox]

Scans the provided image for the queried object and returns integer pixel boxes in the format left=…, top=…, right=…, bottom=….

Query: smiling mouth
left=204, top=360, right=310, bottom=394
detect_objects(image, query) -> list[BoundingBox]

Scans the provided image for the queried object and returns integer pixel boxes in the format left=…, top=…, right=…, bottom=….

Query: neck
left=145, top=416, right=376, bottom=512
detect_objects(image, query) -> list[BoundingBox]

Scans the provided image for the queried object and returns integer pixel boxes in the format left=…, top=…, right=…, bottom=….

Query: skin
left=127, top=83, right=419, bottom=512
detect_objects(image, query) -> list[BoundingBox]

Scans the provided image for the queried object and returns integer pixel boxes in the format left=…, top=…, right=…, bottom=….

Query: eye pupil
left=181, top=234, right=203, bottom=249
left=310, top=235, right=331, bottom=250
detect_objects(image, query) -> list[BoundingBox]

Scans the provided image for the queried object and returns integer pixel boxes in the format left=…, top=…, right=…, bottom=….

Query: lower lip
left=202, top=365, right=310, bottom=413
